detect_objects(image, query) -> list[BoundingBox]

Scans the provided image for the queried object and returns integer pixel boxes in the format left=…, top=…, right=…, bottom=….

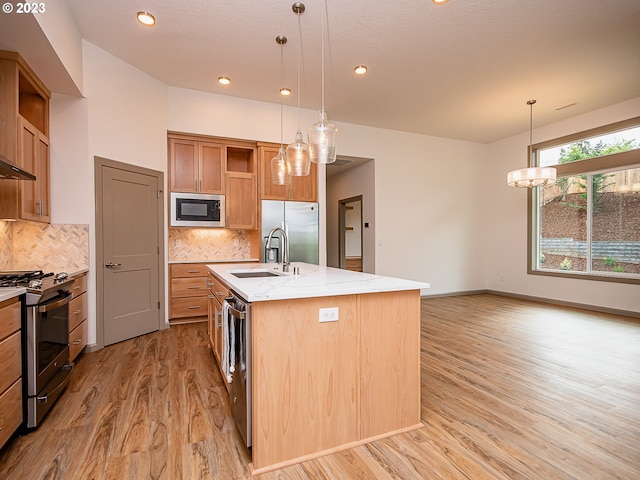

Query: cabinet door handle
left=74, top=310, right=81, bottom=314
left=188, top=286, right=201, bottom=290
left=73, top=339, right=82, bottom=345
left=188, top=270, right=201, bottom=273
left=215, top=310, right=222, bottom=328
left=215, top=291, right=224, bottom=296
left=188, top=305, right=201, bottom=310
left=105, top=262, right=122, bottom=268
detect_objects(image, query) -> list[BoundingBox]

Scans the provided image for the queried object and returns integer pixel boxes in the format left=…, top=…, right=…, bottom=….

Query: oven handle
left=38, top=291, right=73, bottom=313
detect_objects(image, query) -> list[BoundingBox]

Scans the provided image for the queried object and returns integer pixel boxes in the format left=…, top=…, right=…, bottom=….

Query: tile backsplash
left=1, top=221, right=89, bottom=273
left=169, top=228, right=252, bottom=262
left=0, top=222, right=12, bottom=270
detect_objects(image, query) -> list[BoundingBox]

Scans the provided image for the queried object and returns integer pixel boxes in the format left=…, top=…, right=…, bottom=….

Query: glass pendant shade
left=308, top=110, right=338, bottom=164
left=271, top=147, right=291, bottom=185
left=507, top=167, right=556, bottom=188
left=286, top=130, right=311, bottom=176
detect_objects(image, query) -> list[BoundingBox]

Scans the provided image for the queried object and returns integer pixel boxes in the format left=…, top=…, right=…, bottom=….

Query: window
left=529, top=116, right=640, bottom=284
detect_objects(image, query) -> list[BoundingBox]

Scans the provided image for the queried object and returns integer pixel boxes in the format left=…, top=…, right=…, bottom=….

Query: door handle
left=105, top=262, right=122, bottom=268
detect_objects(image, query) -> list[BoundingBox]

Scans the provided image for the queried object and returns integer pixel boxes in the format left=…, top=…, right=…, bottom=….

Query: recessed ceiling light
left=137, top=11, right=156, bottom=26
left=280, top=87, right=292, bottom=96
left=218, top=76, right=231, bottom=86
left=432, top=0, right=449, bottom=4
left=354, top=65, right=368, bottom=75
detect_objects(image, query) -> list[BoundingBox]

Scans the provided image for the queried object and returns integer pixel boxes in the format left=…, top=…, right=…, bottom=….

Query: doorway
left=95, top=157, right=166, bottom=348
left=338, top=196, right=363, bottom=271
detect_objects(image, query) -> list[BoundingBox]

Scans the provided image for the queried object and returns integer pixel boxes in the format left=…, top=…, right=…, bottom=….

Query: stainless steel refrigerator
left=261, top=200, right=319, bottom=265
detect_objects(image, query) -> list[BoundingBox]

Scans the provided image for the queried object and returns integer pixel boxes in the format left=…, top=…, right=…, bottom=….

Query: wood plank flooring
left=0, top=294, right=638, bottom=479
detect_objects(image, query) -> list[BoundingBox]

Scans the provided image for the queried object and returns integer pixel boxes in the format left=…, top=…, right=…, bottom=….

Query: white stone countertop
left=0, top=287, right=26, bottom=302
left=207, top=262, right=430, bottom=302
left=169, top=258, right=260, bottom=264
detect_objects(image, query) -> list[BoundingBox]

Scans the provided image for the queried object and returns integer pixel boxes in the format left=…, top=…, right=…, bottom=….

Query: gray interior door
left=100, top=163, right=161, bottom=346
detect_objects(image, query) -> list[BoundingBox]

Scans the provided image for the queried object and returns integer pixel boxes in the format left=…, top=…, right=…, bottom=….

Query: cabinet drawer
left=171, top=277, right=208, bottom=298
left=170, top=263, right=208, bottom=278
left=70, top=274, right=87, bottom=298
left=208, top=273, right=230, bottom=304
left=69, top=292, right=87, bottom=332
left=0, top=298, right=21, bottom=341
left=0, top=331, right=21, bottom=394
left=171, top=297, right=208, bottom=318
left=69, top=320, right=87, bottom=362
left=0, top=378, right=22, bottom=450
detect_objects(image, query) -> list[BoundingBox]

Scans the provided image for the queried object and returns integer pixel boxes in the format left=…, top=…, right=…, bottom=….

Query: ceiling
left=6, top=1, right=640, bottom=144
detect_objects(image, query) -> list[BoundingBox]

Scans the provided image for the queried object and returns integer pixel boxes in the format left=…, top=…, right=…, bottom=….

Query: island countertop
left=207, top=262, right=430, bottom=302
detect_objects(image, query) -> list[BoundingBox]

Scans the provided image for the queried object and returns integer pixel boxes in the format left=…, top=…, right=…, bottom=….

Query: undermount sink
left=230, top=270, right=282, bottom=278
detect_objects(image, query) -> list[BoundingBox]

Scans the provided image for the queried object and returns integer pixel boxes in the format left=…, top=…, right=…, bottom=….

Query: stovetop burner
left=0, top=270, right=69, bottom=289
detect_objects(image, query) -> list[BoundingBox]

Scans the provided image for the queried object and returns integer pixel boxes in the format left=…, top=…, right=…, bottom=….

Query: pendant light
left=271, top=35, right=291, bottom=185
left=308, top=0, right=338, bottom=164
left=286, top=2, right=311, bottom=176
left=507, top=100, right=557, bottom=188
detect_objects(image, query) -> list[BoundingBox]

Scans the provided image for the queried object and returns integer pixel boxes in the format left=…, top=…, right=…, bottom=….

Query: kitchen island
left=207, top=262, right=429, bottom=475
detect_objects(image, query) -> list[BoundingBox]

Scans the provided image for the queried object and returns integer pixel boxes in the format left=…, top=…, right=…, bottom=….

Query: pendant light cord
left=280, top=42, right=285, bottom=147
left=321, top=0, right=326, bottom=113
left=296, top=10, right=303, bottom=130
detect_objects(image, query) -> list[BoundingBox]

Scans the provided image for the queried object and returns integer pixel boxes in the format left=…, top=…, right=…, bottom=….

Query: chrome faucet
left=266, top=226, right=289, bottom=272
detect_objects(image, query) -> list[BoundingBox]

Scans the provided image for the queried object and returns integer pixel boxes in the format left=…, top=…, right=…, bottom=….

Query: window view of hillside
left=537, top=134, right=640, bottom=276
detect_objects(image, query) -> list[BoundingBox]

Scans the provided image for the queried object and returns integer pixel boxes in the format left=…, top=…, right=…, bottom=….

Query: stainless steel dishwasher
left=225, top=290, right=252, bottom=448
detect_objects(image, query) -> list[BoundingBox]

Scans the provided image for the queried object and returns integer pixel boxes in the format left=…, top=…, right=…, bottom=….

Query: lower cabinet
left=207, top=271, right=230, bottom=389
left=169, top=263, right=209, bottom=321
left=0, top=297, right=22, bottom=450
left=69, top=273, right=88, bottom=362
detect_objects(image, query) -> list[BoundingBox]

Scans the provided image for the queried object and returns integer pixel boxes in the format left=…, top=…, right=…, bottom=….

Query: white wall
left=52, top=41, right=169, bottom=345
left=326, top=162, right=375, bottom=272
left=337, top=124, right=488, bottom=293
left=485, top=97, right=640, bottom=314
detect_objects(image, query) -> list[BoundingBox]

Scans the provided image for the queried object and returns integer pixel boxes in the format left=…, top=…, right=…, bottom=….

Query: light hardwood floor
left=0, top=294, right=638, bottom=479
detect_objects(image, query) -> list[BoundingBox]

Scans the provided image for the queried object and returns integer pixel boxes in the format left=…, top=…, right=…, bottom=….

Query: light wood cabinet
left=18, top=116, right=50, bottom=222
left=69, top=273, right=88, bottom=362
left=258, top=142, right=317, bottom=202
left=249, top=289, right=421, bottom=474
left=169, top=263, right=209, bottom=321
left=168, top=137, right=225, bottom=194
left=226, top=144, right=257, bottom=229
left=0, top=297, right=22, bottom=450
left=207, top=271, right=230, bottom=387
left=0, top=50, right=51, bottom=223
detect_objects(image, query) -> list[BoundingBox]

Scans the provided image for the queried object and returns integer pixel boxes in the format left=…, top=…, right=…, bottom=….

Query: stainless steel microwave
left=170, top=192, right=225, bottom=227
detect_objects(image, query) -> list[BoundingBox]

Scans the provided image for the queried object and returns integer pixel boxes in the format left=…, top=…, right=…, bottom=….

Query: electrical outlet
left=319, top=307, right=339, bottom=322
left=175, top=239, right=182, bottom=247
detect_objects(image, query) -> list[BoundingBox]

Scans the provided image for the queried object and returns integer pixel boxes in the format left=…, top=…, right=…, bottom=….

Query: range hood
left=0, top=154, right=36, bottom=180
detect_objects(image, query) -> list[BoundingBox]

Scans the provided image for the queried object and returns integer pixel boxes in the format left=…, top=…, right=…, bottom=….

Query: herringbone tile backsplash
left=169, top=228, right=252, bottom=262
left=7, top=222, right=89, bottom=273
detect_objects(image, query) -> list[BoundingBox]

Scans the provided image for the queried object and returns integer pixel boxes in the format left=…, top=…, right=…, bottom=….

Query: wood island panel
left=359, top=290, right=421, bottom=438
left=251, top=295, right=359, bottom=470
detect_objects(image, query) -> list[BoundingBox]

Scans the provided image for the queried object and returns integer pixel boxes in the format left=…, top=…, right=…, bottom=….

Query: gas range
left=0, top=270, right=74, bottom=303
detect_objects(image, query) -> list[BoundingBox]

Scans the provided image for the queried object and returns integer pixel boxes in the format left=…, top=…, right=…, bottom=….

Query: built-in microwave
left=170, top=192, right=225, bottom=227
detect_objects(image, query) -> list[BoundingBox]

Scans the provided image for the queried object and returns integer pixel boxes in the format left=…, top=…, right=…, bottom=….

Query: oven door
left=26, top=290, right=72, bottom=397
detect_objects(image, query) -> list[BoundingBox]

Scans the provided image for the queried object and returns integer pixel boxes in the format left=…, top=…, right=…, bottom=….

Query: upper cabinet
left=168, top=133, right=258, bottom=230
left=226, top=144, right=257, bottom=229
left=0, top=51, right=51, bottom=223
left=258, top=142, right=317, bottom=202
left=169, top=137, right=225, bottom=194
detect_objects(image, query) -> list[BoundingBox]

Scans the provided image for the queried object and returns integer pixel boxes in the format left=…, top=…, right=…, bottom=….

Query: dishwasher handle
left=225, top=297, right=247, bottom=320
